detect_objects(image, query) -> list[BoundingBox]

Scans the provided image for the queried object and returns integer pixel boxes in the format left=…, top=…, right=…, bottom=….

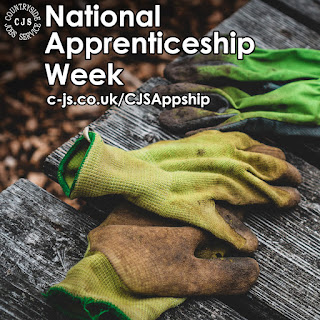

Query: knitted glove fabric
left=164, top=47, right=320, bottom=89
left=155, top=81, right=320, bottom=138
left=58, top=130, right=301, bottom=252
left=46, top=202, right=259, bottom=320
left=45, top=204, right=185, bottom=320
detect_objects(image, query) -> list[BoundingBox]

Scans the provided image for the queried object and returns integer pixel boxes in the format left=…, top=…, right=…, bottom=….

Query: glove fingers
left=186, top=126, right=222, bottom=137
left=159, top=107, right=235, bottom=133
left=160, top=151, right=301, bottom=189
left=240, top=175, right=301, bottom=208
left=106, top=201, right=246, bottom=226
left=105, top=199, right=257, bottom=253
left=132, top=130, right=260, bottom=165
left=153, top=82, right=217, bottom=96
left=273, top=161, right=302, bottom=186
left=165, top=48, right=320, bottom=84
left=164, top=54, right=237, bottom=85
left=217, top=202, right=245, bottom=221
left=164, top=132, right=301, bottom=187
left=165, top=64, right=199, bottom=84
left=188, top=256, right=260, bottom=296
left=89, top=225, right=259, bottom=297
left=182, top=170, right=300, bottom=209
left=271, top=186, right=301, bottom=208
left=215, top=203, right=258, bottom=252
left=107, top=201, right=241, bottom=260
left=239, top=150, right=302, bottom=186
left=165, top=52, right=230, bottom=69
left=245, top=144, right=286, bottom=160
left=162, top=186, right=257, bottom=252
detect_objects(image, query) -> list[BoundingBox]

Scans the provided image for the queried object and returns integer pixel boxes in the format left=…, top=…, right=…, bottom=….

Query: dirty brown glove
left=104, top=200, right=252, bottom=259
left=46, top=201, right=259, bottom=320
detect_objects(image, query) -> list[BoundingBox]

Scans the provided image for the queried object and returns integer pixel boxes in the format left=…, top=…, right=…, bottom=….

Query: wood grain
left=0, top=179, right=98, bottom=320
left=43, top=2, right=320, bottom=316
left=212, top=0, right=320, bottom=49
left=3, top=0, right=320, bottom=319
left=262, top=0, right=320, bottom=32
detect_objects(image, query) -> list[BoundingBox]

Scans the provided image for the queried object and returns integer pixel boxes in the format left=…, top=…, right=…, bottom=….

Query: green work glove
left=165, top=47, right=320, bottom=90
left=46, top=202, right=259, bottom=320
left=154, top=81, right=320, bottom=138
left=58, top=130, right=301, bottom=252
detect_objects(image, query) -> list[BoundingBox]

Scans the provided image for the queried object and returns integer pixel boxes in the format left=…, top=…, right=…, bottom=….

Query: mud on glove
left=46, top=201, right=259, bottom=320
left=58, top=130, right=301, bottom=252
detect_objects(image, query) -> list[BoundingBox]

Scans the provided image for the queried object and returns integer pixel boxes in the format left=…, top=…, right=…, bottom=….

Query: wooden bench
left=1, top=0, right=320, bottom=319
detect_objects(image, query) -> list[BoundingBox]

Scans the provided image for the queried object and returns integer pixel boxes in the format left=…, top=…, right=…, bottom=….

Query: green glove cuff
left=58, top=131, right=170, bottom=201
left=45, top=250, right=185, bottom=320
left=58, top=131, right=96, bottom=198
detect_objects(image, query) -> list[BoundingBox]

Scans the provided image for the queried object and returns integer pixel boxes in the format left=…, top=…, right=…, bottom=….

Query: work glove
left=158, top=46, right=320, bottom=138
left=58, top=129, right=301, bottom=252
left=154, top=81, right=320, bottom=138
left=46, top=201, right=259, bottom=320
left=164, top=47, right=320, bottom=90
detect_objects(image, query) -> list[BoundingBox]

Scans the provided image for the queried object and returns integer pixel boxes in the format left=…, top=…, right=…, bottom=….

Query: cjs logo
left=13, top=17, right=33, bottom=26
left=4, top=3, right=41, bottom=40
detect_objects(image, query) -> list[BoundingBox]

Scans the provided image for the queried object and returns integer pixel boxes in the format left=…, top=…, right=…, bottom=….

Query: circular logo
left=4, top=3, right=41, bottom=40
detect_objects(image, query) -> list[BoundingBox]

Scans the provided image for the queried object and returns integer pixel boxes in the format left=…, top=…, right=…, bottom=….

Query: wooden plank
left=212, top=0, right=320, bottom=49
left=0, top=179, right=98, bottom=320
left=245, top=152, right=320, bottom=320
left=0, top=179, right=247, bottom=320
left=262, top=0, right=320, bottom=31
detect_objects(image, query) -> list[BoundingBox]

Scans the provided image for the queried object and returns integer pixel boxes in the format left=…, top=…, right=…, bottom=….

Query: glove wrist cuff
left=46, top=251, right=184, bottom=320
left=45, top=252, right=131, bottom=320
left=58, top=131, right=99, bottom=198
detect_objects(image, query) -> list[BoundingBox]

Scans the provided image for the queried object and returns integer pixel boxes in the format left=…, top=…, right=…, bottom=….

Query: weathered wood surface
left=262, top=0, right=320, bottom=31
left=213, top=0, right=320, bottom=49
left=43, top=0, right=320, bottom=319
left=2, top=0, right=320, bottom=319
left=0, top=179, right=97, bottom=320
left=0, top=179, right=246, bottom=320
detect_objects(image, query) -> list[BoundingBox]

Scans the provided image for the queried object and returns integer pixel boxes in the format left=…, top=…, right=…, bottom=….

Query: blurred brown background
left=0, top=0, right=247, bottom=208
